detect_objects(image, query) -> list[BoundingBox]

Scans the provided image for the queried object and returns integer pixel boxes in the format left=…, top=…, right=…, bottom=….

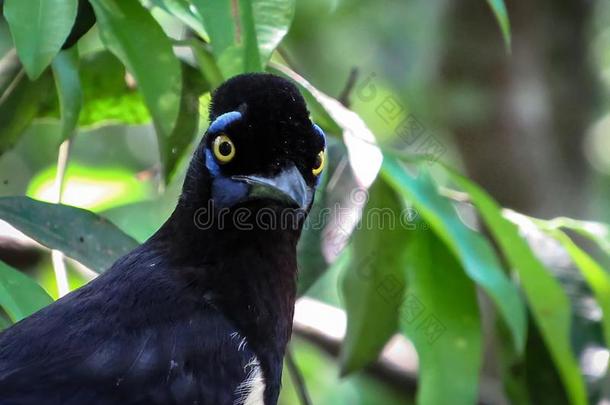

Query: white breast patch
left=232, top=333, right=265, bottom=405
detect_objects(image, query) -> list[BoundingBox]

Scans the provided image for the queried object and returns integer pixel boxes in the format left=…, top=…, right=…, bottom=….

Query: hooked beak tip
left=232, top=165, right=312, bottom=210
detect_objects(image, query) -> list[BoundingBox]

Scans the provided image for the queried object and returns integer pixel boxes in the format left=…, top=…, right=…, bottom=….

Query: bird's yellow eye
left=312, top=150, right=325, bottom=176
left=212, top=134, right=236, bottom=164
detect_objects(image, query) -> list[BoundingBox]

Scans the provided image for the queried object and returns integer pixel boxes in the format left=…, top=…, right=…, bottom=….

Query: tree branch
left=286, top=346, right=313, bottom=405
left=51, top=139, right=73, bottom=297
left=338, top=67, right=359, bottom=107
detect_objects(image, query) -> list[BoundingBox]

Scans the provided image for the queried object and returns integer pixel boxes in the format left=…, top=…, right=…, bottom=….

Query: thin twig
left=338, top=67, right=359, bottom=107
left=438, top=186, right=471, bottom=203
left=292, top=323, right=497, bottom=405
left=286, top=346, right=313, bottom=405
left=51, top=250, right=69, bottom=297
left=277, top=47, right=299, bottom=74
left=51, top=139, right=73, bottom=297
left=54, top=139, right=72, bottom=202
left=0, top=48, right=19, bottom=82
left=0, top=68, right=24, bottom=105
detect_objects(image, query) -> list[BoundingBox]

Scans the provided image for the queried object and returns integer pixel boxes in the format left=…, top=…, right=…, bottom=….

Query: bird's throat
left=158, top=206, right=301, bottom=378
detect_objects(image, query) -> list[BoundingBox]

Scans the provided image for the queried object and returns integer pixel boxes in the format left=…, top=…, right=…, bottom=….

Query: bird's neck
left=153, top=204, right=301, bottom=391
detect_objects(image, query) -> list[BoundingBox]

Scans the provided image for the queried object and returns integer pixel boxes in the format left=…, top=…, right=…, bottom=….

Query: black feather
left=0, top=73, right=320, bottom=405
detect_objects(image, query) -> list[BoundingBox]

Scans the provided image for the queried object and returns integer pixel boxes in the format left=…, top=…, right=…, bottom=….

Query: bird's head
left=181, top=73, right=326, bottom=225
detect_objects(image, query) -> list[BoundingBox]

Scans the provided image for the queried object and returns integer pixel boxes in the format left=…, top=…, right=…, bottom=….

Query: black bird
left=0, top=73, right=326, bottom=405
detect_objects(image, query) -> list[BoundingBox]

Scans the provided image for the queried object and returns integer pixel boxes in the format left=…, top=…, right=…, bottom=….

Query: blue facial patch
left=204, top=111, right=249, bottom=208
left=205, top=149, right=249, bottom=208
left=211, top=176, right=249, bottom=208
left=205, top=148, right=220, bottom=177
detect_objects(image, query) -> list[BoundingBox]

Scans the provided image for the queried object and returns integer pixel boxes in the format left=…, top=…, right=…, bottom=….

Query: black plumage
left=0, top=73, right=326, bottom=405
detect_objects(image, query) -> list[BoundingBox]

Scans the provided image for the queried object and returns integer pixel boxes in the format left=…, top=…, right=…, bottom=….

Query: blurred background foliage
left=1, top=0, right=610, bottom=404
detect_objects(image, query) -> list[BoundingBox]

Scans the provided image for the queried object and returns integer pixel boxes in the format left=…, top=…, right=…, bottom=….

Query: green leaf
left=165, top=63, right=209, bottom=180
left=447, top=172, right=586, bottom=405
left=150, top=0, right=209, bottom=41
left=191, top=41, right=225, bottom=89
left=550, top=230, right=610, bottom=350
left=251, top=0, right=295, bottom=67
left=0, top=260, right=53, bottom=322
left=485, top=0, right=511, bottom=50
left=0, top=197, right=139, bottom=273
left=89, top=0, right=182, bottom=181
left=194, top=0, right=262, bottom=78
left=381, top=156, right=527, bottom=352
left=3, top=0, right=78, bottom=79
left=401, top=228, right=481, bottom=405
left=194, top=0, right=295, bottom=77
left=339, top=177, right=410, bottom=374
left=78, top=51, right=150, bottom=127
left=0, top=70, right=54, bottom=156
left=51, top=48, right=82, bottom=142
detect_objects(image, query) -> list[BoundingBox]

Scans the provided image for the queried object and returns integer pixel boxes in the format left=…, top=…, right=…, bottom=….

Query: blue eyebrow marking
left=313, top=123, right=326, bottom=147
left=208, top=111, right=242, bottom=134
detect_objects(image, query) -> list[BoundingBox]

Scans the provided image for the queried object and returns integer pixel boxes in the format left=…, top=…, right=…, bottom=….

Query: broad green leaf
left=150, top=0, right=209, bottom=41
left=194, top=0, right=262, bottom=78
left=251, top=0, right=295, bottom=67
left=78, top=51, right=150, bottom=127
left=0, top=70, right=54, bottom=156
left=339, top=177, right=410, bottom=374
left=0, top=260, right=53, bottom=322
left=191, top=41, right=225, bottom=89
left=89, top=0, right=182, bottom=181
left=382, top=156, right=526, bottom=352
left=448, top=172, right=586, bottom=405
left=0, top=197, right=139, bottom=273
left=51, top=48, right=82, bottom=142
left=550, top=230, right=610, bottom=350
left=402, top=228, right=481, bottom=405
left=485, top=0, right=511, bottom=50
left=4, top=0, right=78, bottom=79
left=39, top=51, right=152, bottom=127
left=165, top=63, right=209, bottom=180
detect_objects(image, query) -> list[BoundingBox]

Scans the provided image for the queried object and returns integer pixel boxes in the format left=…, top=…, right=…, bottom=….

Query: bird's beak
left=232, top=164, right=312, bottom=210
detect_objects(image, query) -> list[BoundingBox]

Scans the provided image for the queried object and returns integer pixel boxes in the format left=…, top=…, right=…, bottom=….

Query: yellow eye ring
left=212, top=134, right=236, bottom=164
left=312, top=150, right=325, bottom=176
